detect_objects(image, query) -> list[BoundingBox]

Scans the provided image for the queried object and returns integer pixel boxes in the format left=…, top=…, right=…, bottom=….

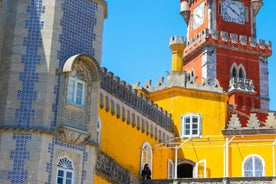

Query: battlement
left=100, top=67, right=173, bottom=131
left=184, top=29, right=272, bottom=59
left=132, top=70, right=223, bottom=93
left=169, top=36, right=186, bottom=46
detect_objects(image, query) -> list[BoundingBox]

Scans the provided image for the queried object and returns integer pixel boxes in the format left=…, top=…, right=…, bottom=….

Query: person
left=141, top=164, right=151, bottom=180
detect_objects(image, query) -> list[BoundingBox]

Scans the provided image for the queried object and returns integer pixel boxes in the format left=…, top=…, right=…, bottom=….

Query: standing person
left=141, top=164, right=151, bottom=180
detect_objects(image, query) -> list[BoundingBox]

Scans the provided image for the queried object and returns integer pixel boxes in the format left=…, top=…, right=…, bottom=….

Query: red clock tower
left=180, top=0, right=272, bottom=126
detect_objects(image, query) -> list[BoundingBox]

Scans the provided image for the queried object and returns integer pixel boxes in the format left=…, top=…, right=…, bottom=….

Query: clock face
left=193, top=2, right=205, bottom=29
left=222, top=0, right=245, bottom=24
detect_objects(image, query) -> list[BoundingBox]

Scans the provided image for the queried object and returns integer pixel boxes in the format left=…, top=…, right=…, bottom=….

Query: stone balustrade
left=228, top=77, right=255, bottom=93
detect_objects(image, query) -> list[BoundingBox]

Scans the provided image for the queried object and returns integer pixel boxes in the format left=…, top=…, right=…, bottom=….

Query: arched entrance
left=177, top=159, right=195, bottom=178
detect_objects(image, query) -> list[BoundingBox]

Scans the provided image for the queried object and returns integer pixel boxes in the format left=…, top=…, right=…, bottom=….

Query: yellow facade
left=95, top=89, right=174, bottom=183
left=144, top=87, right=229, bottom=178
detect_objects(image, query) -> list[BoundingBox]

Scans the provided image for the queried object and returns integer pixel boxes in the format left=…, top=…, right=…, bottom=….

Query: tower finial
left=169, top=36, right=186, bottom=72
left=180, top=0, right=190, bottom=24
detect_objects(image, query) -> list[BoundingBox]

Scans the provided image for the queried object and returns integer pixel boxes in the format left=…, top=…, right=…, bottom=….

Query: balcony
left=228, top=77, right=255, bottom=93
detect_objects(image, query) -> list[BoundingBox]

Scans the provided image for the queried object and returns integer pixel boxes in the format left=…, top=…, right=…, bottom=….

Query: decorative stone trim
left=226, top=112, right=276, bottom=133
left=228, top=77, right=255, bottom=93
left=57, top=126, right=90, bottom=144
left=227, top=114, right=242, bottom=129
left=96, top=152, right=139, bottom=184
left=264, top=113, right=276, bottom=128
left=0, top=126, right=97, bottom=146
left=246, top=113, right=260, bottom=128
left=133, top=71, right=223, bottom=94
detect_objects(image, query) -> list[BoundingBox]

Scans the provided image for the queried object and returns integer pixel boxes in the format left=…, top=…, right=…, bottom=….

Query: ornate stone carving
left=246, top=113, right=260, bottom=128
left=228, top=77, right=255, bottom=93
left=264, top=113, right=276, bottom=128
left=57, top=126, right=90, bottom=144
left=227, top=114, right=242, bottom=129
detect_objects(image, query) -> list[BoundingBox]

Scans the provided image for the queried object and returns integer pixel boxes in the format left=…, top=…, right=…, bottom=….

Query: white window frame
left=194, top=159, right=207, bottom=178
left=242, top=154, right=265, bottom=177
left=181, top=113, right=202, bottom=138
left=56, top=157, right=74, bottom=184
left=67, top=76, right=85, bottom=106
left=140, top=142, right=153, bottom=175
left=168, top=159, right=174, bottom=179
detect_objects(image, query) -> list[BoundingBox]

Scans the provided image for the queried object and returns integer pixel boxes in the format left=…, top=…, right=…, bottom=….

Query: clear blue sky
left=102, top=1, right=276, bottom=111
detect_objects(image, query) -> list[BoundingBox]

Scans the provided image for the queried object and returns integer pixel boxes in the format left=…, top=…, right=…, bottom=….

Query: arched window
left=116, top=103, right=120, bottom=119
left=230, top=63, right=238, bottom=78
left=140, top=142, right=153, bottom=175
left=67, top=71, right=86, bottom=106
left=181, top=113, right=202, bottom=138
left=238, top=65, right=246, bottom=79
left=56, top=157, right=74, bottom=184
left=243, top=154, right=265, bottom=177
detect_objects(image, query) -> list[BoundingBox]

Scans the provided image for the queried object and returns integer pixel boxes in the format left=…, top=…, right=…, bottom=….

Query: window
left=56, top=157, right=74, bottom=184
left=140, top=142, right=152, bottom=174
left=243, top=155, right=265, bottom=177
left=181, top=113, right=202, bottom=138
left=67, top=72, right=85, bottom=106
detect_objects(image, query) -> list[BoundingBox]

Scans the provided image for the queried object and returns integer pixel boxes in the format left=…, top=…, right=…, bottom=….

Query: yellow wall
left=94, top=174, right=109, bottom=184
left=147, top=87, right=228, bottom=137
left=145, top=87, right=228, bottom=177
left=97, top=93, right=174, bottom=182
left=228, top=135, right=276, bottom=177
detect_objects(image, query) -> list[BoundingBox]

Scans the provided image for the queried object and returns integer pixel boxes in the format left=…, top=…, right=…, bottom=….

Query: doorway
left=177, top=163, right=193, bottom=178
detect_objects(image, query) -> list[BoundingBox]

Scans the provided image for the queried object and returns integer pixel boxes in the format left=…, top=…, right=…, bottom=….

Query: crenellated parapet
left=169, top=36, right=186, bottom=46
left=184, top=28, right=272, bottom=60
left=100, top=67, right=173, bottom=131
left=132, top=70, right=223, bottom=93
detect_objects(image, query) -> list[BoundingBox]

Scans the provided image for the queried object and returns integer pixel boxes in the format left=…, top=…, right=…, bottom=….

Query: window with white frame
left=243, top=154, right=265, bottom=177
left=168, top=159, right=174, bottom=179
left=140, top=142, right=152, bottom=174
left=181, top=113, right=202, bottom=138
left=56, top=157, right=74, bottom=184
left=67, top=71, right=85, bottom=106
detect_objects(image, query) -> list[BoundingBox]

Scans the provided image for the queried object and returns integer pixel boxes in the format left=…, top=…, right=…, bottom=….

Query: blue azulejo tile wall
left=15, top=0, right=45, bottom=128
left=46, top=138, right=88, bottom=184
left=10, top=0, right=45, bottom=183
left=51, top=0, right=98, bottom=130
left=8, top=134, right=32, bottom=184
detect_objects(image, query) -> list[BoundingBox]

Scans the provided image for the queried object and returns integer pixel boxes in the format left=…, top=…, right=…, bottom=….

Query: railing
left=228, top=77, right=255, bottom=93
left=141, top=177, right=276, bottom=184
